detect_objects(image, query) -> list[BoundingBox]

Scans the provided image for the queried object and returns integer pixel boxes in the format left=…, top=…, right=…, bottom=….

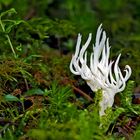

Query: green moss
left=0, top=2, right=140, bottom=139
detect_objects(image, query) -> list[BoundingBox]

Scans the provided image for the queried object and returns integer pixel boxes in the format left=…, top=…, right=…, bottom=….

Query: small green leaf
left=0, top=8, right=17, bottom=18
left=25, top=89, right=44, bottom=96
left=4, top=94, right=20, bottom=102
left=134, top=127, right=140, bottom=140
left=5, top=20, right=25, bottom=33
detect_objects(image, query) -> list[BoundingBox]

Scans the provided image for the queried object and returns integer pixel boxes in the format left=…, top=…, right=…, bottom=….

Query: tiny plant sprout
left=70, top=24, right=132, bottom=116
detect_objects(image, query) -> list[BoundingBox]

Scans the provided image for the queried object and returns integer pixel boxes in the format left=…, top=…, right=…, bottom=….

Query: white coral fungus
left=70, top=24, right=132, bottom=116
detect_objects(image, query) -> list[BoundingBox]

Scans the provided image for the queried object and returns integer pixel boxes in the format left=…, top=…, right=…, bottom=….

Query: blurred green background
left=0, top=0, right=140, bottom=86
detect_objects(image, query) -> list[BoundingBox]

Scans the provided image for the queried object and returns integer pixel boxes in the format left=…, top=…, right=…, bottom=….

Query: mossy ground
left=0, top=1, right=140, bottom=140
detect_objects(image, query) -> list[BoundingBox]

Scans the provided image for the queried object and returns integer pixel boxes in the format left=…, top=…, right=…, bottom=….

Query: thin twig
left=24, top=77, right=29, bottom=91
left=72, top=86, right=93, bottom=102
left=0, top=18, right=17, bottom=58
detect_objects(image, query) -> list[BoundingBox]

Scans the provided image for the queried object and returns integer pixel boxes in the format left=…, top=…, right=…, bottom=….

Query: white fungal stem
left=70, top=24, right=132, bottom=116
